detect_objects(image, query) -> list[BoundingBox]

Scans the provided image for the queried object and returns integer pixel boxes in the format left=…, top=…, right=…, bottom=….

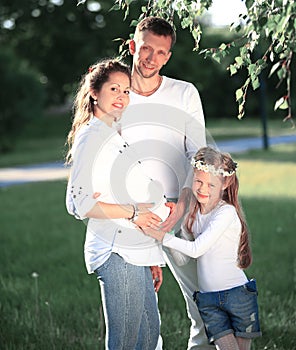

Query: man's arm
left=150, top=266, right=163, bottom=292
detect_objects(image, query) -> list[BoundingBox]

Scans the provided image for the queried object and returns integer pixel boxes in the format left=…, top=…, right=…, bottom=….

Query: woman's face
left=192, top=169, right=225, bottom=213
left=92, top=71, right=130, bottom=119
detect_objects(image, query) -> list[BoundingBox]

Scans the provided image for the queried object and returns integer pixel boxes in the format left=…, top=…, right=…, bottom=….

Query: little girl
left=143, top=146, right=261, bottom=350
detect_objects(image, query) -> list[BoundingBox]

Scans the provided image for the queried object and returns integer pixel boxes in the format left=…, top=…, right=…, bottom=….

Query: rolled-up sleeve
left=66, top=125, right=101, bottom=219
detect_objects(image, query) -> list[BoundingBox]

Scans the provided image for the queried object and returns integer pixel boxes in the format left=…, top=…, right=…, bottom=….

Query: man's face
left=130, top=30, right=172, bottom=78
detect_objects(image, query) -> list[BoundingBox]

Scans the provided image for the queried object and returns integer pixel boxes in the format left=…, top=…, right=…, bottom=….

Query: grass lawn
left=1, top=143, right=295, bottom=349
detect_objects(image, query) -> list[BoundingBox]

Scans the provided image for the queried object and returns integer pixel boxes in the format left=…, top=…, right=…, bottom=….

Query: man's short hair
left=134, top=16, right=176, bottom=49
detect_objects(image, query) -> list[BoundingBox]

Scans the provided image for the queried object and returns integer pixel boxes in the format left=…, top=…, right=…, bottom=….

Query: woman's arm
left=69, top=125, right=164, bottom=226
left=86, top=201, right=162, bottom=227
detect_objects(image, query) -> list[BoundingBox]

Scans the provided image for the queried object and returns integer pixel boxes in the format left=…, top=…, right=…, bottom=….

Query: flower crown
left=88, top=66, right=95, bottom=73
left=191, top=158, right=237, bottom=177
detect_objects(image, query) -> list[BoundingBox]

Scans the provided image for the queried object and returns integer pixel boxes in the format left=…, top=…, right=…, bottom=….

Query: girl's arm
left=168, top=227, right=193, bottom=266
left=144, top=206, right=238, bottom=258
left=161, top=187, right=191, bottom=231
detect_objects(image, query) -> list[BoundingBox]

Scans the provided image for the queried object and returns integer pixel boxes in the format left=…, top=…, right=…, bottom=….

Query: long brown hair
left=65, top=58, right=131, bottom=164
left=185, top=147, right=252, bottom=269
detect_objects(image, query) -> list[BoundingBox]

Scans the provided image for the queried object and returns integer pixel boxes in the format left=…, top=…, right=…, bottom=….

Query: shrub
left=0, top=49, right=46, bottom=152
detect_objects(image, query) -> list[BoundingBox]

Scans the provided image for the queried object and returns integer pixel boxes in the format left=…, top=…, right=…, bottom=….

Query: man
left=121, top=16, right=214, bottom=350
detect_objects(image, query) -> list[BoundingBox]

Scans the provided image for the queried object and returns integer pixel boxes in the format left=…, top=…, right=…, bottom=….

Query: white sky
left=208, top=0, right=248, bottom=26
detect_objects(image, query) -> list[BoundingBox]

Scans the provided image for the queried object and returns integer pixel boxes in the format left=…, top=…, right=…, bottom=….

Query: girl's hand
left=133, top=203, right=162, bottom=229
left=142, top=227, right=165, bottom=242
left=165, top=201, right=176, bottom=214
left=161, top=188, right=192, bottom=231
left=161, top=201, right=185, bottom=232
left=150, top=266, right=163, bottom=292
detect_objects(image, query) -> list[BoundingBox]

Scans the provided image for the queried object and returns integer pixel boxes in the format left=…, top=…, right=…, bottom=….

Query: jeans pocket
left=94, top=255, right=113, bottom=278
left=244, top=279, right=258, bottom=295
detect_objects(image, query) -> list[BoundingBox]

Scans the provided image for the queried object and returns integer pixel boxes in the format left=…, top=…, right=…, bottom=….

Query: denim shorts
left=193, top=279, right=262, bottom=343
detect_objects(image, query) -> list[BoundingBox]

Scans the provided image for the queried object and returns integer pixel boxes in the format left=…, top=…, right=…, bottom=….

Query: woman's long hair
left=185, top=147, right=252, bottom=269
left=65, top=58, right=131, bottom=164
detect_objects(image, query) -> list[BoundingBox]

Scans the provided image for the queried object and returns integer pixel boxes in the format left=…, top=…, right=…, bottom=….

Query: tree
left=0, top=0, right=133, bottom=104
left=0, top=48, right=46, bottom=152
left=105, top=0, right=295, bottom=123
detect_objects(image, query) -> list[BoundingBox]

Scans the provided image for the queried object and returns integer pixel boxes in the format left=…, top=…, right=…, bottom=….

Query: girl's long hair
left=65, top=58, right=131, bottom=164
left=185, top=147, right=252, bottom=269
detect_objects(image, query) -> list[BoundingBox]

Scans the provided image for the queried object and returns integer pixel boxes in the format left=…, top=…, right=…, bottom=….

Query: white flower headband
left=191, top=158, right=237, bottom=177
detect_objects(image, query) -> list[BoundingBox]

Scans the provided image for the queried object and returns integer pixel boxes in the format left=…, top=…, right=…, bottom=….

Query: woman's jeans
left=94, top=253, right=160, bottom=350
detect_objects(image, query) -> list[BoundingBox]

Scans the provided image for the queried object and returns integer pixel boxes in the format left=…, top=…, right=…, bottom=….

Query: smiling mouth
left=113, top=103, right=124, bottom=109
left=143, top=62, right=155, bottom=70
left=198, top=193, right=208, bottom=199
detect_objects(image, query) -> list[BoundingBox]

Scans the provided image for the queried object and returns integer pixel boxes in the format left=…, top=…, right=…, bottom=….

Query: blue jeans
left=94, top=253, right=160, bottom=350
left=193, top=280, right=261, bottom=344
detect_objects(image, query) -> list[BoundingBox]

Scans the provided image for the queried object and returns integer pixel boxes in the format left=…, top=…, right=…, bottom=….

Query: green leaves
left=274, top=97, right=289, bottom=111
left=235, top=88, right=243, bottom=101
left=247, top=59, right=267, bottom=90
left=229, top=64, right=237, bottom=76
left=235, top=78, right=250, bottom=119
left=235, top=56, right=244, bottom=67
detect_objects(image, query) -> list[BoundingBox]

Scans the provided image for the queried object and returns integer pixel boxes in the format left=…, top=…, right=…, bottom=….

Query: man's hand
left=150, top=266, right=163, bottom=292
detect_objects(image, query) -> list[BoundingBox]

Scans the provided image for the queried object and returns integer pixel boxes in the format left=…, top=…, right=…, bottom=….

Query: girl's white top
left=163, top=202, right=248, bottom=292
left=66, top=117, right=169, bottom=273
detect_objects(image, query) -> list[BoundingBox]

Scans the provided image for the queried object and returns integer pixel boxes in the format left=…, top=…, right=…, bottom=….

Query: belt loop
left=192, top=291, right=198, bottom=302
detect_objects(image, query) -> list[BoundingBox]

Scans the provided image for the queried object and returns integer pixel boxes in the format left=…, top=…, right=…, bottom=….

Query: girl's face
left=92, top=71, right=130, bottom=120
left=192, top=169, right=225, bottom=213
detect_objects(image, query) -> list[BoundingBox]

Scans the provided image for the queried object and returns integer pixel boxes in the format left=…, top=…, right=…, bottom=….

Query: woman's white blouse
left=66, top=117, right=169, bottom=273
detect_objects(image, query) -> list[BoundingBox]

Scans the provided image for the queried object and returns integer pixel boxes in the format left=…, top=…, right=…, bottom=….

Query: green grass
left=1, top=145, right=295, bottom=349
